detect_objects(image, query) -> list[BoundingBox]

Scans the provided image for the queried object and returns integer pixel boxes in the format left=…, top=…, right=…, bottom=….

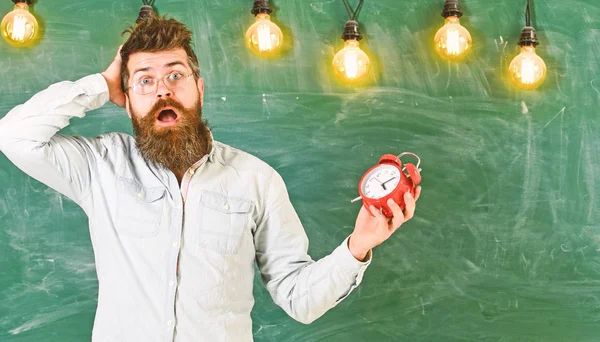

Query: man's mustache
left=149, top=98, right=187, bottom=118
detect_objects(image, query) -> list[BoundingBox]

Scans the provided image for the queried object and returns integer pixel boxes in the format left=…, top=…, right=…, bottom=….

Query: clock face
left=361, top=164, right=401, bottom=199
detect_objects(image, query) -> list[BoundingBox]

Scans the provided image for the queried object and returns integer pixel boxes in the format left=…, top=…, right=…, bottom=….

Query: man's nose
left=156, top=79, right=172, bottom=98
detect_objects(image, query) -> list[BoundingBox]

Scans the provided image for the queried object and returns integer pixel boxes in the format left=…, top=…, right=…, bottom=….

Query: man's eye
left=139, top=78, right=154, bottom=85
left=168, top=72, right=183, bottom=80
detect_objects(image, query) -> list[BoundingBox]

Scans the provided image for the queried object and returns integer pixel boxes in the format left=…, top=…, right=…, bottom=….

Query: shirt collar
left=206, top=130, right=215, bottom=163
left=188, top=130, right=215, bottom=173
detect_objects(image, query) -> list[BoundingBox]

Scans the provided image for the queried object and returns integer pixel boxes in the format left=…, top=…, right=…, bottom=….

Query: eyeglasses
left=128, top=72, right=194, bottom=95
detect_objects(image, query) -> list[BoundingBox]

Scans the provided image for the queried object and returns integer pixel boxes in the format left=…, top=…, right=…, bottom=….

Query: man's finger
left=387, top=198, right=405, bottom=231
left=403, top=191, right=416, bottom=221
left=368, top=205, right=381, bottom=218
left=369, top=205, right=388, bottom=227
left=116, top=45, right=123, bottom=60
left=414, top=186, right=422, bottom=201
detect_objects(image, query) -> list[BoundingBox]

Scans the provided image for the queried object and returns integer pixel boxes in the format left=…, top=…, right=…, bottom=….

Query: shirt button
left=172, top=241, right=179, bottom=248
left=169, top=281, right=175, bottom=287
left=137, top=192, right=143, bottom=198
left=223, top=203, right=230, bottom=210
left=189, top=169, right=195, bottom=175
left=167, top=320, right=173, bottom=326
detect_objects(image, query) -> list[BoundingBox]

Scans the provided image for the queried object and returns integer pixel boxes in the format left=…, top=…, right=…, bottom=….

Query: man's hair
left=119, top=13, right=200, bottom=92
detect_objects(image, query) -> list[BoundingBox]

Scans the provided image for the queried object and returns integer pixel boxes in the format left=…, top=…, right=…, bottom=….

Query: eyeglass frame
left=126, top=71, right=197, bottom=95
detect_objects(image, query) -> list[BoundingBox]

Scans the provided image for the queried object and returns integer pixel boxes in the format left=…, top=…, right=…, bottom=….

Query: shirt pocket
left=196, top=191, right=252, bottom=255
left=115, top=177, right=166, bottom=238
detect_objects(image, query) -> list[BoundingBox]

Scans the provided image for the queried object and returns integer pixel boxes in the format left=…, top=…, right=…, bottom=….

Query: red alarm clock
left=351, top=152, right=422, bottom=218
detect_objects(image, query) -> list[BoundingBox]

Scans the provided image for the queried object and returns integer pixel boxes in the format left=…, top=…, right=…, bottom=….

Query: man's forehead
left=128, top=48, right=189, bottom=72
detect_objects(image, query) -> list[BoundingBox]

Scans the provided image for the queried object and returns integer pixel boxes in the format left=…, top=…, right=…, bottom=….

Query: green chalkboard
left=1, top=0, right=599, bottom=341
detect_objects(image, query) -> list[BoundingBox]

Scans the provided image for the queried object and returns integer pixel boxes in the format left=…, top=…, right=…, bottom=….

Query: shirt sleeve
left=0, top=74, right=110, bottom=205
left=253, top=169, right=372, bottom=324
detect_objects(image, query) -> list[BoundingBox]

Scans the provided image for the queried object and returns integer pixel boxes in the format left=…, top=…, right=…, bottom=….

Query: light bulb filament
left=245, top=13, right=283, bottom=57
left=520, top=58, right=536, bottom=84
left=12, top=15, right=27, bottom=41
left=1, top=3, right=38, bottom=46
left=332, top=39, right=370, bottom=83
left=433, top=16, right=472, bottom=60
left=508, top=46, right=547, bottom=90
left=256, top=24, right=273, bottom=51
left=344, top=51, right=359, bottom=79
left=446, top=29, right=460, bottom=56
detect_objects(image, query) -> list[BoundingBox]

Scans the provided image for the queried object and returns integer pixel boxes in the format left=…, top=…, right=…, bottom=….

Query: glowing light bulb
left=434, top=16, right=472, bottom=60
left=1, top=2, right=38, bottom=47
left=508, top=25, right=547, bottom=90
left=332, top=39, right=370, bottom=83
left=245, top=13, right=283, bottom=57
left=509, top=45, right=547, bottom=90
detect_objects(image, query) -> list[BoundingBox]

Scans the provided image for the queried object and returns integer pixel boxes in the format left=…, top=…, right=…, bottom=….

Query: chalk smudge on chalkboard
left=8, top=300, right=94, bottom=335
left=494, top=36, right=508, bottom=52
left=262, top=94, right=272, bottom=117
left=0, top=198, right=7, bottom=220
left=521, top=101, right=529, bottom=114
left=594, top=235, right=600, bottom=251
left=541, top=107, right=566, bottom=130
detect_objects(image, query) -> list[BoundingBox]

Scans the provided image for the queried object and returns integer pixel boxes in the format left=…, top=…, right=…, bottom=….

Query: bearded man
left=0, top=13, right=420, bottom=342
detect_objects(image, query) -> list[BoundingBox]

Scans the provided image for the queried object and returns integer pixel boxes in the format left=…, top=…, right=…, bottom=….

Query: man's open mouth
left=157, top=109, right=178, bottom=122
left=155, top=107, right=180, bottom=127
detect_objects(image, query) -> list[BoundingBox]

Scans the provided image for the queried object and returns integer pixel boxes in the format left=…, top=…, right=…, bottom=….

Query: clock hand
left=372, top=176, right=387, bottom=190
left=381, top=176, right=398, bottom=187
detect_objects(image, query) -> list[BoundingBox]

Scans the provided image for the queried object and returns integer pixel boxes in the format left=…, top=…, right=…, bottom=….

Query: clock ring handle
left=397, top=152, right=421, bottom=171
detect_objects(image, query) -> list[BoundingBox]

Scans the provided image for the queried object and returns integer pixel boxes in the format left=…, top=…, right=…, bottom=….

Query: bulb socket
left=137, top=4, right=156, bottom=23
left=342, top=20, right=362, bottom=41
left=251, top=0, right=273, bottom=15
left=518, top=26, right=539, bottom=46
left=441, top=0, right=463, bottom=18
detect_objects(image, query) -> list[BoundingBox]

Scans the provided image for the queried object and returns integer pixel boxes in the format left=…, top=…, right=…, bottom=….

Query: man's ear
left=125, top=95, right=132, bottom=119
left=197, top=77, right=205, bottom=106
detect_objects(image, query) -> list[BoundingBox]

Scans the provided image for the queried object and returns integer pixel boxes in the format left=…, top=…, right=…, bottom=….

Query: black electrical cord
left=518, top=0, right=538, bottom=46
left=525, top=0, right=531, bottom=26
left=340, top=0, right=365, bottom=41
left=342, top=0, right=365, bottom=21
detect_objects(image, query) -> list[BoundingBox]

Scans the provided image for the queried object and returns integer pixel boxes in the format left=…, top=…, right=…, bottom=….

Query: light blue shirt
left=0, top=74, right=371, bottom=342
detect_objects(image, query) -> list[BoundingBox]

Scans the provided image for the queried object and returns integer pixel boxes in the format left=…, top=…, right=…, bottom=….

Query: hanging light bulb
left=433, top=0, right=472, bottom=60
left=508, top=0, right=547, bottom=90
left=508, top=34, right=546, bottom=90
left=333, top=40, right=369, bottom=80
left=332, top=21, right=370, bottom=82
left=332, top=0, right=370, bottom=83
left=1, top=0, right=38, bottom=47
left=245, top=0, right=283, bottom=57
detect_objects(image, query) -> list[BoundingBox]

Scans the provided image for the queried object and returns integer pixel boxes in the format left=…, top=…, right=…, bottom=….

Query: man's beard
left=131, top=98, right=211, bottom=174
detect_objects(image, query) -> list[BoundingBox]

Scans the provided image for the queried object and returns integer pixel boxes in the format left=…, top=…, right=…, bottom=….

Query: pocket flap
left=118, top=177, right=166, bottom=203
left=199, top=191, right=251, bottom=214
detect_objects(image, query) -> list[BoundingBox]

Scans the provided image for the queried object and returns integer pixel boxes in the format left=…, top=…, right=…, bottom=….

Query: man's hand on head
left=101, top=46, right=127, bottom=108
